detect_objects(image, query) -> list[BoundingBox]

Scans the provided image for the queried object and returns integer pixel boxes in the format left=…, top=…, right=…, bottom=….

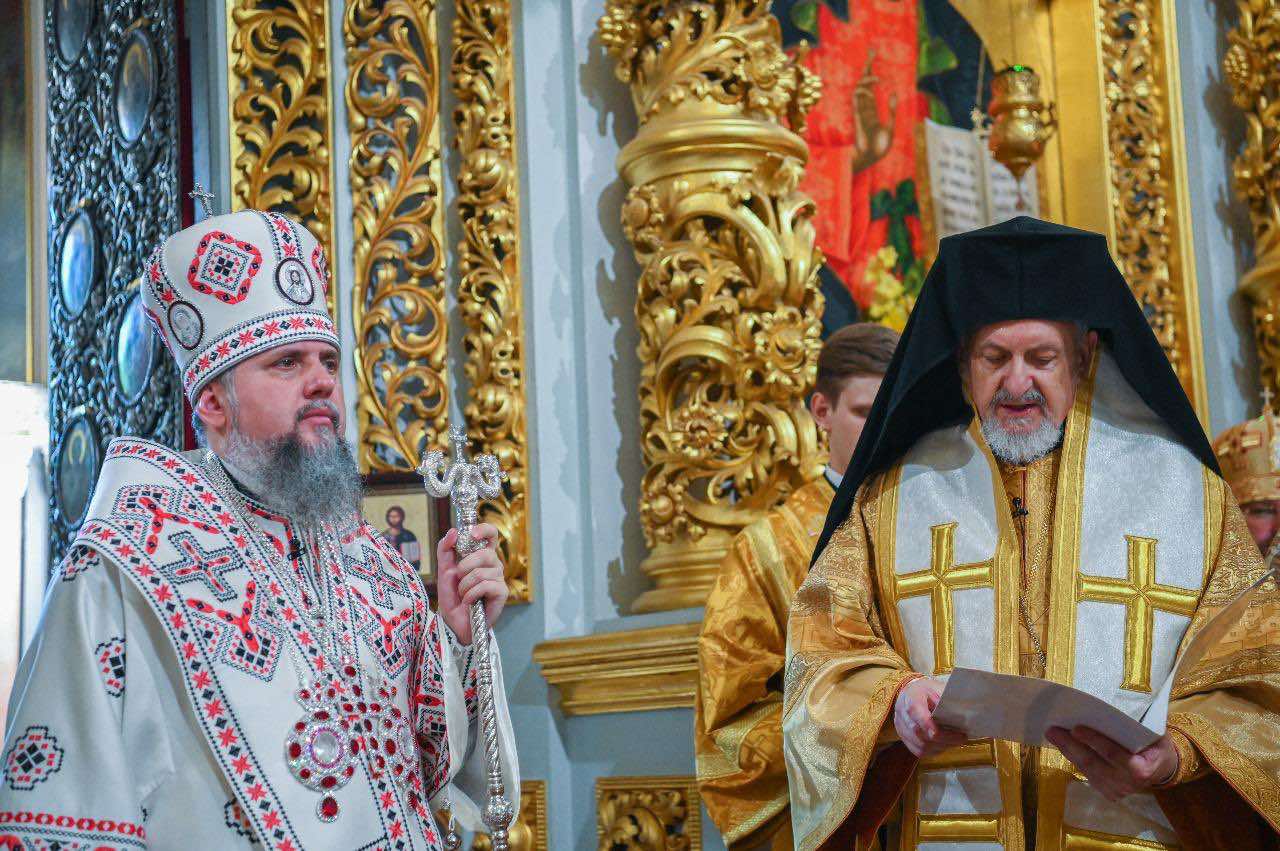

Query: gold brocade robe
left=782, top=367, right=1280, bottom=850
left=697, top=476, right=836, bottom=849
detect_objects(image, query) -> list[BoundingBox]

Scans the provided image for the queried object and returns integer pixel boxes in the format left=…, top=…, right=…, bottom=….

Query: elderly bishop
left=0, top=210, right=518, bottom=849
left=784, top=218, right=1279, bottom=850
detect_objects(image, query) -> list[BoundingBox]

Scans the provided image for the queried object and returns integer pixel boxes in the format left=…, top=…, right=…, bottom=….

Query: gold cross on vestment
left=1077, top=535, right=1199, bottom=693
left=894, top=522, right=994, bottom=675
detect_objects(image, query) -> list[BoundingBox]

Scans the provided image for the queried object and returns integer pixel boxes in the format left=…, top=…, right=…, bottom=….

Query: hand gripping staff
left=418, top=426, right=512, bottom=850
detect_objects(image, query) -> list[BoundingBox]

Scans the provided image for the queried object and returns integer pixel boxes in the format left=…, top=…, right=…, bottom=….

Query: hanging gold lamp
left=986, top=64, right=1057, bottom=180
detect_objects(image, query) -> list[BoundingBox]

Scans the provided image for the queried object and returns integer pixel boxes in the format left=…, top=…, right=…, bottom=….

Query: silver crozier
left=417, top=426, right=512, bottom=850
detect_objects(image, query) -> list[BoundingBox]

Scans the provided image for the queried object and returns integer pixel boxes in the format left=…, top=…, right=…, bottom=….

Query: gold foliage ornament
left=1099, top=0, right=1204, bottom=414
left=596, top=776, right=701, bottom=851
left=600, top=0, right=826, bottom=613
left=343, top=0, right=451, bottom=474
left=228, top=0, right=338, bottom=320
left=451, top=0, right=531, bottom=602
left=1226, top=0, right=1280, bottom=398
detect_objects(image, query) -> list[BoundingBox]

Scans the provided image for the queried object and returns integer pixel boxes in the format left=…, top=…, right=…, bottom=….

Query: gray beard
left=981, top=413, right=1064, bottom=466
left=221, top=427, right=363, bottom=530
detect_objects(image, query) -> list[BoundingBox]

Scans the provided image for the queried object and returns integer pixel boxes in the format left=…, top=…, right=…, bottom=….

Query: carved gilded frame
left=1036, top=0, right=1206, bottom=422
left=340, top=0, right=532, bottom=602
left=227, top=0, right=339, bottom=321
left=596, top=776, right=702, bottom=850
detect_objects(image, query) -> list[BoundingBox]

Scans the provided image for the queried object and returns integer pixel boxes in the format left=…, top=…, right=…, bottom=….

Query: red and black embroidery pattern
left=95, top=637, right=126, bottom=699
left=345, top=544, right=410, bottom=609
left=187, top=230, right=262, bottom=304
left=3, top=727, right=65, bottom=791
left=412, top=620, right=451, bottom=799
left=224, top=799, right=260, bottom=843
left=182, top=310, right=336, bottom=397
left=0, top=812, right=146, bottom=849
left=75, top=441, right=306, bottom=850
left=158, top=530, right=242, bottom=602
left=59, top=546, right=101, bottom=583
left=68, top=439, right=446, bottom=850
left=310, top=244, right=329, bottom=294
left=187, top=581, right=286, bottom=682
left=349, top=587, right=414, bottom=680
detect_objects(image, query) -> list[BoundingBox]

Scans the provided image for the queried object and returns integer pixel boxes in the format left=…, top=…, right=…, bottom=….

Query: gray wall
left=1177, top=0, right=1258, bottom=436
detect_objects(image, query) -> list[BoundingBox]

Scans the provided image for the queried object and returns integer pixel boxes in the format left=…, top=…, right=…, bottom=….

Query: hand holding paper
left=1045, top=726, right=1179, bottom=802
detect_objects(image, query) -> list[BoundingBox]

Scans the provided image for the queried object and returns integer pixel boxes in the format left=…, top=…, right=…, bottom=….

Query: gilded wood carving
left=1096, top=0, right=1206, bottom=417
left=227, top=0, right=337, bottom=319
left=451, top=0, right=531, bottom=602
left=596, top=776, right=702, bottom=851
left=532, top=623, right=699, bottom=716
left=599, top=0, right=826, bottom=612
left=343, top=0, right=450, bottom=473
left=1225, top=0, right=1280, bottom=396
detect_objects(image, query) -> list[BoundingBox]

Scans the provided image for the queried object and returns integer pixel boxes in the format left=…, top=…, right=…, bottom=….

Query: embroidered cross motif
left=112, top=485, right=222, bottom=555
left=187, top=231, right=262, bottom=304
left=187, top=581, right=285, bottom=681
left=345, top=545, right=409, bottom=608
left=1077, top=535, right=1199, bottom=693
left=893, top=522, right=994, bottom=675
left=158, top=530, right=242, bottom=601
left=350, top=585, right=415, bottom=679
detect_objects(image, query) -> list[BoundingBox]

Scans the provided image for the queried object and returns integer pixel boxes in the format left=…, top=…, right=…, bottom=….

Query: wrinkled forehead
left=962, top=318, right=1087, bottom=356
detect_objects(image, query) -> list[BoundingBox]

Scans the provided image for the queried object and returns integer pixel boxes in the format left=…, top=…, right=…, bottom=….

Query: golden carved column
left=596, top=776, right=701, bottom=850
left=598, top=1, right=824, bottom=613
left=343, top=0, right=450, bottom=473
left=451, top=0, right=532, bottom=602
left=1225, top=0, right=1280, bottom=394
left=1097, top=0, right=1206, bottom=417
left=228, top=0, right=338, bottom=319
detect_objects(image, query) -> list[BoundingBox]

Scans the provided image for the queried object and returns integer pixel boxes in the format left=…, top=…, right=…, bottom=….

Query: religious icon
left=56, top=410, right=100, bottom=528
left=275, top=257, right=314, bottom=305
left=362, top=484, right=438, bottom=580
left=167, top=300, right=203, bottom=349
left=117, top=290, right=156, bottom=403
left=774, top=0, right=996, bottom=335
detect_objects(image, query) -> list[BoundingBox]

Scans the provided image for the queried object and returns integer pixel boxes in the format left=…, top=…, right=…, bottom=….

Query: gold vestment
left=783, top=414, right=1280, bottom=849
left=697, top=476, right=835, bottom=849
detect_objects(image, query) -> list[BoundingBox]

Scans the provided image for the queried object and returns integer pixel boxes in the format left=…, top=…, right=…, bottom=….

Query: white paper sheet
left=932, top=668, right=1161, bottom=753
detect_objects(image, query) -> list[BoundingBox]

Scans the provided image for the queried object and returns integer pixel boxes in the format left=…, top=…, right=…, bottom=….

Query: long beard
left=222, top=427, right=363, bottom=530
left=980, top=389, right=1064, bottom=466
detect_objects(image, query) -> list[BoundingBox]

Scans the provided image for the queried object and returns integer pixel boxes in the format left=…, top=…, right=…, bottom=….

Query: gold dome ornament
left=1213, top=388, right=1280, bottom=506
left=985, top=65, right=1057, bottom=184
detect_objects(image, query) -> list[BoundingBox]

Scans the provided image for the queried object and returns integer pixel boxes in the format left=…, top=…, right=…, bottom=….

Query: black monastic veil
left=812, top=216, right=1219, bottom=562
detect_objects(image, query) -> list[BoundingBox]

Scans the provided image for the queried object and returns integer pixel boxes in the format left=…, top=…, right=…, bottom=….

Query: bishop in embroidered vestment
left=0, top=210, right=519, bottom=850
left=696, top=323, right=898, bottom=850
left=783, top=218, right=1279, bottom=850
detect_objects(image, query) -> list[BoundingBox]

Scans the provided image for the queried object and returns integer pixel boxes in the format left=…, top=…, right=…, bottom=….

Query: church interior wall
left=1175, top=0, right=1260, bottom=436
